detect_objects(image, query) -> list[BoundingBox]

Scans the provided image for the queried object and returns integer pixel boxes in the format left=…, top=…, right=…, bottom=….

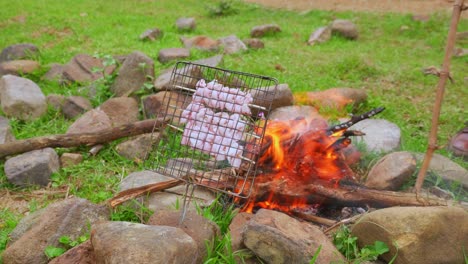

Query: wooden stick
left=0, top=118, right=168, bottom=158
left=414, top=0, right=465, bottom=193
left=292, top=210, right=337, bottom=226
left=108, top=178, right=184, bottom=207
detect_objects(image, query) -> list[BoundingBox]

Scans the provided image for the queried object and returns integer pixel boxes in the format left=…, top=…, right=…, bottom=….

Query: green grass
left=0, top=0, right=467, bottom=260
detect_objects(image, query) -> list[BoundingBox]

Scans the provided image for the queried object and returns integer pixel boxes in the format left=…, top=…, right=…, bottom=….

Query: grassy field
left=0, top=0, right=467, bottom=262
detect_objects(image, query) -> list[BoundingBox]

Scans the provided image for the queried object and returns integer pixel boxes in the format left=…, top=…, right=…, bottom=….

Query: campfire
left=239, top=107, right=384, bottom=215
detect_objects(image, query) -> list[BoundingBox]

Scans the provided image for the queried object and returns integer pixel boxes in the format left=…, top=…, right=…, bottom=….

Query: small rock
left=349, top=119, right=401, bottom=153
left=110, top=51, right=154, bottom=97
left=0, top=60, right=40, bottom=76
left=219, top=35, right=247, bottom=54
left=0, top=43, right=39, bottom=62
left=250, top=24, right=281, bottom=38
left=60, top=153, right=84, bottom=168
left=139, top=28, right=162, bottom=41
left=294, top=87, right=367, bottom=111
left=180, top=36, right=221, bottom=52
left=4, top=148, right=60, bottom=187
left=42, top=63, right=65, bottom=82
left=308, top=26, right=332, bottom=45
left=62, top=54, right=114, bottom=83
left=46, top=94, right=65, bottom=111
left=365, top=151, right=417, bottom=190
left=98, top=97, right=139, bottom=127
left=0, top=75, right=47, bottom=120
left=116, top=133, right=159, bottom=161
left=413, top=153, right=468, bottom=190
left=0, top=116, right=15, bottom=144
left=351, top=206, right=468, bottom=264
left=243, top=38, right=265, bottom=49
left=158, top=48, right=190, bottom=63
left=3, top=198, right=109, bottom=264
left=91, top=221, right=198, bottom=264
left=148, top=209, right=220, bottom=263
left=176, top=17, right=196, bottom=31
left=243, top=209, right=345, bottom=263
left=153, top=55, right=223, bottom=91
left=62, top=96, right=93, bottom=119
left=249, top=83, right=294, bottom=117
left=142, top=91, right=190, bottom=122
left=331, top=19, right=359, bottom=40
left=48, top=240, right=96, bottom=264
left=66, top=109, right=112, bottom=134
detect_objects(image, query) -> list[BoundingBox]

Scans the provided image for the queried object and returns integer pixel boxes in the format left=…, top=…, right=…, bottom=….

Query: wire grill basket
left=151, top=61, right=278, bottom=199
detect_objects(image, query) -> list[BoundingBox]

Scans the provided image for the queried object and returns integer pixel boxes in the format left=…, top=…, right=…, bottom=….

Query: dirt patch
left=245, top=0, right=460, bottom=16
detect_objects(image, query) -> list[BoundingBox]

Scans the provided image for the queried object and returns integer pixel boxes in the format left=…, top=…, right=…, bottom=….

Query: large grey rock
left=180, top=36, right=220, bottom=52
left=0, top=43, right=39, bottom=62
left=350, top=119, right=401, bottom=153
left=62, top=95, right=92, bottom=119
left=176, top=17, right=196, bottom=31
left=158, top=48, right=190, bottom=63
left=119, top=170, right=216, bottom=212
left=0, top=60, right=40, bottom=76
left=3, top=198, right=109, bottom=264
left=414, top=153, right=468, bottom=190
left=153, top=55, right=223, bottom=91
left=219, top=35, right=247, bottom=54
left=250, top=24, right=281, bottom=38
left=110, top=51, right=154, bottom=97
left=91, top=221, right=198, bottom=264
left=243, top=209, right=345, bottom=264
left=365, top=151, right=417, bottom=190
left=0, top=116, right=15, bottom=144
left=66, top=109, right=111, bottom=134
left=0, top=75, right=47, bottom=120
left=331, top=19, right=359, bottom=40
left=351, top=206, right=468, bottom=264
left=98, top=97, right=139, bottom=127
left=116, top=133, right=159, bottom=161
left=249, top=83, right=294, bottom=117
left=295, top=87, right=367, bottom=110
left=308, top=26, right=332, bottom=45
left=5, top=148, right=59, bottom=187
left=139, top=28, right=162, bottom=41
left=148, top=209, right=220, bottom=263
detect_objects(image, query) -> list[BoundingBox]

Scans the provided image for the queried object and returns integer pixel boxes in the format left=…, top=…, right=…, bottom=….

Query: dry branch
left=0, top=118, right=168, bottom=158
left=415, top=0, right=465, bottom=193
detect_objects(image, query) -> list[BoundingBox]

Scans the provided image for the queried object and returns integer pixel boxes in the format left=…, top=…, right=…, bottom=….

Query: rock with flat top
left=180, top=36, right=220, bottom=52
left=5, top=148, right=59, bottom=187
left=0, top=43, right=39, bottom=62
left=91, top=221, right=197, bottom=264
left=351, top=206, right=468, bottom=264
left=0, top=75, right=47, bottom=120
left=243, top=209, right=345, bottom=264
left=350, top=119, right=401, bottom=153
left=176, top=17, right=196, bottom=31
left=98, top=97, right=139, bottom=127
left=158, top=48, right=190, bottom=63
left=0, top=60, right=40, bottom=76
left=219, top=35, right=247, bottom=54
left=331, top=19, right=359, bottom=40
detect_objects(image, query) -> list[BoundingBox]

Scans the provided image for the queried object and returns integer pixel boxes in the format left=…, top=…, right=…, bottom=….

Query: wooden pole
left=414, top=0, right=465, bottom=194
left=0, top=118, right=168, bottom=158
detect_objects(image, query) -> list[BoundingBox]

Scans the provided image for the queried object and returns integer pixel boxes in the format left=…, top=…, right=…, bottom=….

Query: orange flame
left=240, top=116, right=355, bottom=214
